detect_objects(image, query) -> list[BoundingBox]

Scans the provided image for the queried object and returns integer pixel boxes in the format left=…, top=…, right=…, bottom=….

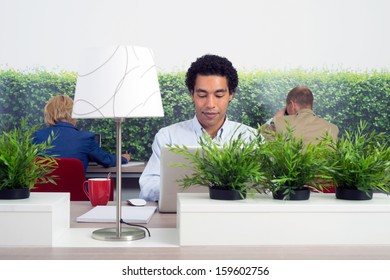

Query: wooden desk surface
left=2, top=201, right=390, bottom=260
left=70, top=201, right=176, bottom=229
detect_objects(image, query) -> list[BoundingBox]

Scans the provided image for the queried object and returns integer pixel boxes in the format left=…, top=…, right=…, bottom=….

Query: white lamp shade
left=72, top=45, right=164, bottom=119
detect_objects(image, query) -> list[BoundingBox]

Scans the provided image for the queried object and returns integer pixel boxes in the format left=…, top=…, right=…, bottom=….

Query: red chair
left=317, top=179, right=335, bottom=193
left=307, top=179, right=335, bottom=193
left=32, top=158, right=88, bottom=201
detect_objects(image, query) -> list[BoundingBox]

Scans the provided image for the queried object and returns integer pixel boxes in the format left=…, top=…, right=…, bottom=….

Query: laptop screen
left=158, top=146, right=208, bottom=213
left=88, top=133, right=102, bottom=166
left=94, top=133, right=102, bottom=147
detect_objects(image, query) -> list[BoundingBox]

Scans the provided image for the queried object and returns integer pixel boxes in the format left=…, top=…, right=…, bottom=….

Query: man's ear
left=229, top=93, right=234, bottom=102
left=291, top=101, right=301, bottom=114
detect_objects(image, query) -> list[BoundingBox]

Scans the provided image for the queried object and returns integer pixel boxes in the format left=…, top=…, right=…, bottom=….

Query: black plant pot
left=209, top=188, right=246, bottom=200
left=273, top=188, right=310, bottom=200
left=0, top=188, right=30, bottom=199
left=336, top=187, right=373, bottom=200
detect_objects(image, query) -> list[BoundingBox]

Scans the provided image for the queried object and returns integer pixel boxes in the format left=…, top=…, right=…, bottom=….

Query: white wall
left=1, top=0, right=389, bottom=72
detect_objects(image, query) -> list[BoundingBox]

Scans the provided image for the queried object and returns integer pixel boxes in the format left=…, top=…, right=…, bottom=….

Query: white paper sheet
left=76, top=205, right=156, bottom=224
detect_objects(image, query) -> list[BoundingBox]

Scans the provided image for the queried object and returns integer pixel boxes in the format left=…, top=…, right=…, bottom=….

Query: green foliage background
left=1, top=68, right=389, bottom=161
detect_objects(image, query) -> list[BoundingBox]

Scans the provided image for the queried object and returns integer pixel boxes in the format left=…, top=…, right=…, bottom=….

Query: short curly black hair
left=185, top=54, right=238, bottom=94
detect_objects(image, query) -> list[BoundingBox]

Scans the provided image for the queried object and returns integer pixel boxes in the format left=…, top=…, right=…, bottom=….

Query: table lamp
left=72, top=45, right=164, bottom=241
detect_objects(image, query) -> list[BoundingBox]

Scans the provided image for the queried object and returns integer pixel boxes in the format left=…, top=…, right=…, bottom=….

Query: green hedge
left=1, top=68, right=389, bottom=160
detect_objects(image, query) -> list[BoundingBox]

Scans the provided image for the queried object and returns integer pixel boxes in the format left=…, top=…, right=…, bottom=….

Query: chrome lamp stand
left=92, top=118, right=145, bottom=241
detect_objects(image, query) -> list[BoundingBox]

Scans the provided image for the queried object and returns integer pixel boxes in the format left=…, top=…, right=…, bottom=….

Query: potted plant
left=325, top=121, right=390, bottom=200
left=256, top=125, right=331, bottom=200
left=168, top=132, right=264, bottom=200
left=0, top=120, right=58, bottom=199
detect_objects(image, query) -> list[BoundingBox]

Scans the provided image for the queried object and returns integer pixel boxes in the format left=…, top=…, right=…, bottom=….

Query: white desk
left=178, top=192, right=390, bottom=246
left=2, top=193, right=390, bottom=260
left=0, top=193, right=70, bottom=246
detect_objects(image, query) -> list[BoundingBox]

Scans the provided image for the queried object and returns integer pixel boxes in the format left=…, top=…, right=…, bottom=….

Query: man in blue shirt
left=139, top=54, right=255, bottom=201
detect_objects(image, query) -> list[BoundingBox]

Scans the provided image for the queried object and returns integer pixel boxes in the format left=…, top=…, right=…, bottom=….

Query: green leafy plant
left=325, top=121, right=390, bottom=195
left=168, top=132, right=264, bottom=197
left=0, top=120, right=58, bottom=190
left=256, top=124, right=332, bottom=199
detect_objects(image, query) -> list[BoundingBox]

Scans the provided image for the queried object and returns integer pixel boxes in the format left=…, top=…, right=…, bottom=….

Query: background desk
left=1, top=200, right=390, bottom=260
left=86, top=162, right=145, bottom=179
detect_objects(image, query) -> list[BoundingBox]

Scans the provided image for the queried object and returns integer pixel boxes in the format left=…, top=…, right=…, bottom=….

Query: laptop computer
left=158, top=146, right=208, bottom=213
left=94, top=133, right=102, bottom=147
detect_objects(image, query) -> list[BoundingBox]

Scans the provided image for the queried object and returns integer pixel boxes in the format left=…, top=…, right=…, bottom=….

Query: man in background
left=264, top=85, right=339, bottom=145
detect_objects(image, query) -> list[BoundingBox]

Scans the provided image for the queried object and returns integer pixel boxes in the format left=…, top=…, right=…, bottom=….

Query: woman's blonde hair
left=44, top=95, right=74, bottom=126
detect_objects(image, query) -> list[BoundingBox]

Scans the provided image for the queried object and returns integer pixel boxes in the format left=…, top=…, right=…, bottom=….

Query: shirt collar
left=53, top=121, right=79, bottom=130
left=191, top=115, right=228, bottom=140
left=296, top=108, right=315, bottom=116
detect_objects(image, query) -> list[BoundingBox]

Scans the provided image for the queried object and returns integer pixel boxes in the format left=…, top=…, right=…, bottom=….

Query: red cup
left=83, top=178, right=111, bottom=206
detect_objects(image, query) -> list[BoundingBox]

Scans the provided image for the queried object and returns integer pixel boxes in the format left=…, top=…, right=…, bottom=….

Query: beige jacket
left=269, top=108, right=339, bottom=145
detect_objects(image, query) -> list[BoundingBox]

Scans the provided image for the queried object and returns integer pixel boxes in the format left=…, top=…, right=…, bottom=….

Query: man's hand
left=274, top=107, right=287, bottom=118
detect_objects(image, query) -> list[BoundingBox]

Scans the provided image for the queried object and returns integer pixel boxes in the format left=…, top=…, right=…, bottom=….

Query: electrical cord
left=120, top=219, right=151, bottom=237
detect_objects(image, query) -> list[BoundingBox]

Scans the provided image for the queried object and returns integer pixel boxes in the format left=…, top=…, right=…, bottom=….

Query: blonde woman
left=33, top=95, right=130, bottom=173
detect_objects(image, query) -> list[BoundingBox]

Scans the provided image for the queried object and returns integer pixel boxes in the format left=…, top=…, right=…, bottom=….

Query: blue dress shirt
left=139, top=116, right=256, bottom=201
left=32, top=122, right=128, bottom=173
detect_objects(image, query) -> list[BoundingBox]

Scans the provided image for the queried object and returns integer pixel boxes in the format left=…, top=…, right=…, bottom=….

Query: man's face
left=191, top=75, right=233, bottom=137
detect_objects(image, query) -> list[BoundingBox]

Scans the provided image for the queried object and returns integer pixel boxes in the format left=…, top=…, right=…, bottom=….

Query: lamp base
left=92, top=227, right=145, bottom=241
